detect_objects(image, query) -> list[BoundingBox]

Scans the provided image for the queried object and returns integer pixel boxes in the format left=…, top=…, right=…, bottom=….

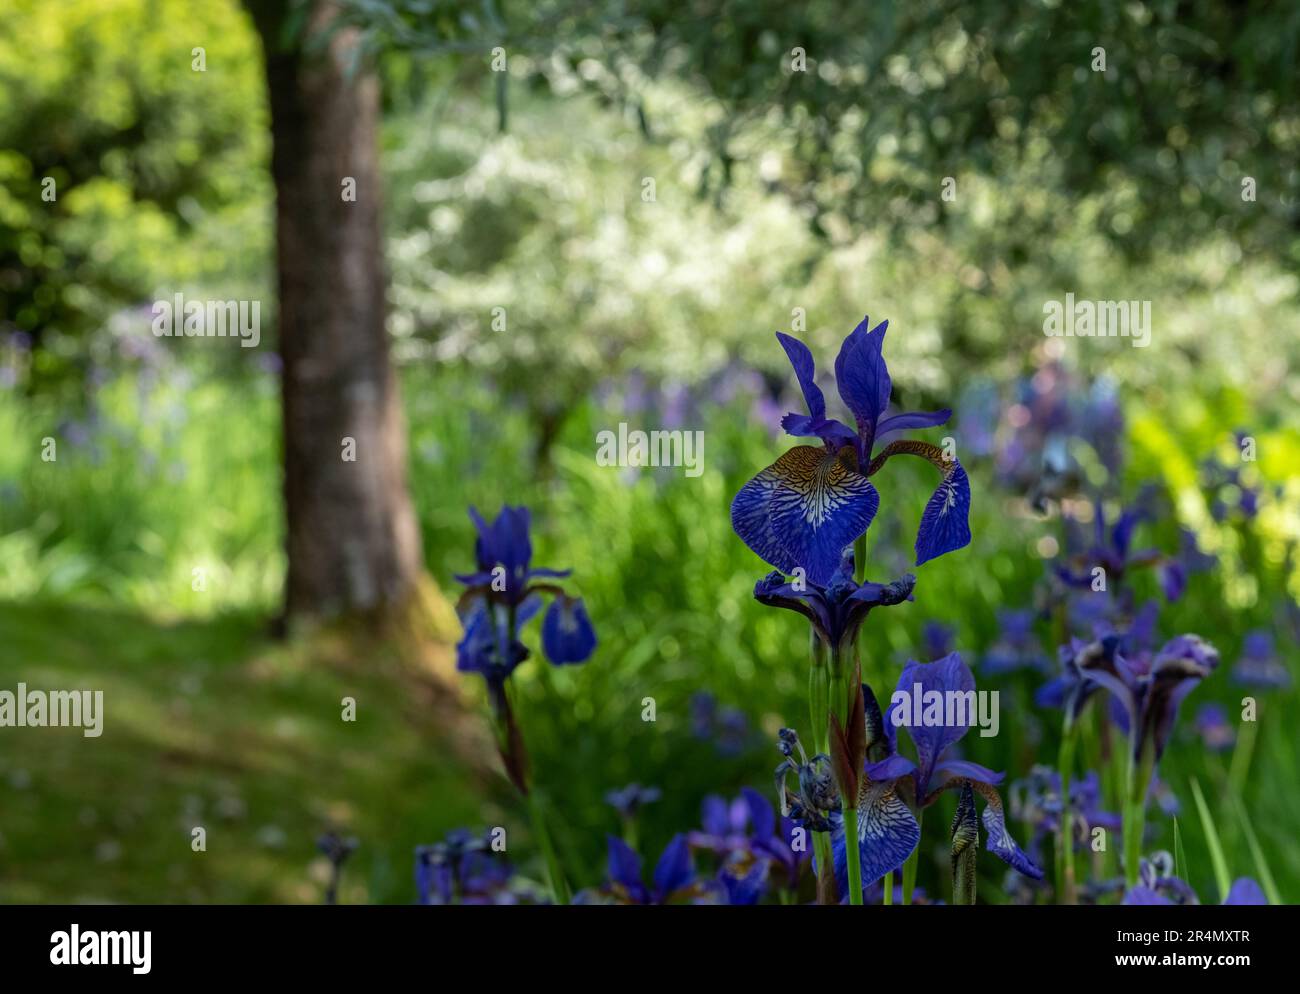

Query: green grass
left=0, top=600, right=493, bottom=904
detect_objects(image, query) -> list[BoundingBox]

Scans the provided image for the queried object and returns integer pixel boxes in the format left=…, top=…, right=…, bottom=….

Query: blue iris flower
left=1122, top=853, right=1267, bottom=905
left=1193, top=702, right=1235, bottom=752
left=602, top=834, right=716, bottom=905
left=1232, top=629, right=1291, bottom=689
left=1073, top=633, right=1220, bottom=767
left=604, top=783, right=662, bottom=820
left=731, top=317, right=971, bottom=586
left=1009, top=766, right=1121, bottom=866
left=688, top=787, right=808, bottom=897
left=1054, top=499, right=1185, bottom=603
left=454, top=505, right=597, bottom=691
left=882, top=653, right=1044, bottom=883
left=415, top=828, right=516, bottom=905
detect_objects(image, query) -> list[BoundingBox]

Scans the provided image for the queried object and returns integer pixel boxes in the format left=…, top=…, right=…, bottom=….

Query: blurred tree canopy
left=0, top=0, right=268, bottom=386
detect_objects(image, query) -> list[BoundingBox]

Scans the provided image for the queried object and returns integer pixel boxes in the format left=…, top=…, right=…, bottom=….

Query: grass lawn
left=0, top=600, right=498, bottom=904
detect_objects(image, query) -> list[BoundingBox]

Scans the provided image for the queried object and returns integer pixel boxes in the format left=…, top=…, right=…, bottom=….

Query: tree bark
left=248, top=0, right=424, bottom=625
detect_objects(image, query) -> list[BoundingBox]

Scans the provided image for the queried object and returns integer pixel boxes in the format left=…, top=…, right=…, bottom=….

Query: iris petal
left=833, top=316, right=891, bottom=451
left=893, top=653, right=976, bottom=796
left=1223, top=878, right=1267, bottom=905
left=915, top=460, right=972, bottom=565
left=606, top=835, right=646, bottom=900
left=540, top=596, right=597, bottom=665
left=652, top=834, right=695, bottom=898
left=969, top=779, right=1044, bottom=879
left=831, top=781, right=921, bottom=900
left=776, top=332, right=828, bottom=421
left=731, top=445, right=880, bottom=585
left=876, top=408, right=952, bottom=437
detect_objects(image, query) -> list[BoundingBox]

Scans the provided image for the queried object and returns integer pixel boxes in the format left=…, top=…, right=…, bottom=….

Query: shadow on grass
left=0, top=600, right=503, bottom=904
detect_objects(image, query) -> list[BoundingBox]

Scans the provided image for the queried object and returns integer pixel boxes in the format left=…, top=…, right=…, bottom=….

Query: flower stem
left=882, top=870, right=894, bottom=905
left=1122, top=742, right=1154, bottom=890
left=853, top=534, right=868, bottom=584
left=844, top=806, right=864, bottom=905
left=902, top=808, right=923, bottom=905
left=1056, top=722, right=1078, bottom=904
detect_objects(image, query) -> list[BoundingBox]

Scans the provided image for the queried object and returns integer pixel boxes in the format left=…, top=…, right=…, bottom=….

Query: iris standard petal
left=833, top=316, right=892, bottom=451
left=776, top=331, right=828, bottom=421
left=606, top=835, right=646, bottom=900
left=876, top=408, right=952, bottom=437
left=652, top=834, right=695, bottom=898
left=741, top=786, right=777, bottom=841
left=892, top=653, right=977, bottom=795
left=731, top=445, right=880, bottom=585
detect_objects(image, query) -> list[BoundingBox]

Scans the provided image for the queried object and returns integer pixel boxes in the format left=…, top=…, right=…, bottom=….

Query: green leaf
left=1229, top=793, right=1282, bottom=906
left=1189, top=777, right=1231, bottom=902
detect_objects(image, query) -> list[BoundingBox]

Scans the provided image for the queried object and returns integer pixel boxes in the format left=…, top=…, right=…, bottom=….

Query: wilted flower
left=316, top=830, right=358, bottom=905
left=732, top=318, right=971, bottom=585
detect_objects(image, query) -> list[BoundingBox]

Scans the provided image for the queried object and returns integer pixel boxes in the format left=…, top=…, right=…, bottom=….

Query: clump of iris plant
left=453, top=505, right=596, bottom=903
left=734, top=316, right=983, bottom=904
left=774, top=654, right=1044, bottom=906
left=415, top=828, right=520, bottom=905
left=687, top=788, right=808, bottom=903
left=1039, top=491, right=1214, bottom=901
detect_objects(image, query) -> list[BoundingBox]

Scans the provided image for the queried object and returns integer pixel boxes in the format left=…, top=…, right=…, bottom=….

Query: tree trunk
left=248, top=0, right=424, bottom=625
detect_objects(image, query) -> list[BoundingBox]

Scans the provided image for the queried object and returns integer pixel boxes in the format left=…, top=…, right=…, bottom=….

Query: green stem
left=844, top=806, right=864, bottom=905
left=1123, top=741, right=1154, bottom=890
left=1227, top=711, right=1258, bottom=796
left=1056, top=722, right=1078, bottom=904
left=853, top=534, right=868, bottom=584
left=526, top=788, right=571, bottom=905
left=902, top=808, right=923, bottom=905
left=882, top=870, right=894, bottom=905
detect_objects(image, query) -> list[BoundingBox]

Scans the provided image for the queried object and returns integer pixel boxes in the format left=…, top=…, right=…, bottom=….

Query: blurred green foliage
left=0, top=0, right=269, bottom=386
